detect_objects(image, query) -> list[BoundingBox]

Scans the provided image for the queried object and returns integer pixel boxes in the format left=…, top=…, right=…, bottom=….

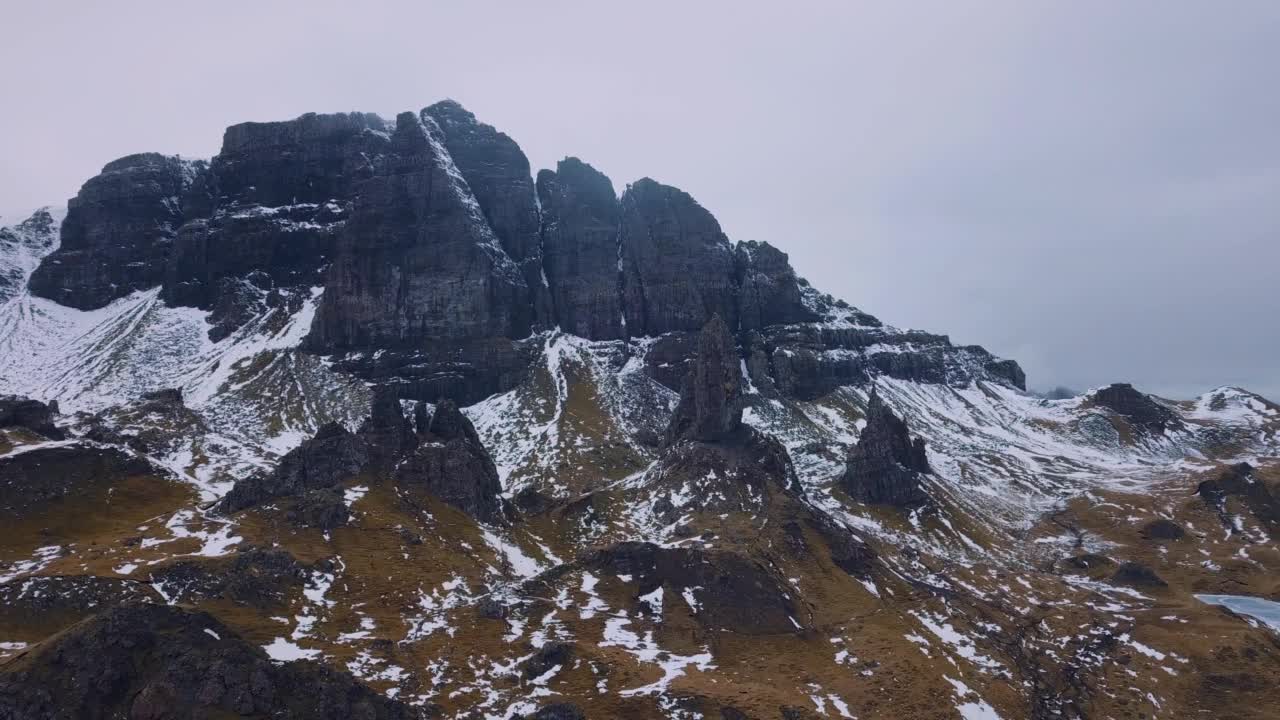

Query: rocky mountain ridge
left=0, top=100, right=1277, bottom=720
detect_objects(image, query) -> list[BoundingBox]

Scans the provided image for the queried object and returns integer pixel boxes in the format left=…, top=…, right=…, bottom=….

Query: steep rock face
left=394, top=399, right=503, bottom=523
left=538, top=158, right=625, bottom=339
left=1091, top=383, right=1181, bottom=434
left=664, top=315, right=743, bottom=446
left=734, top=240, right=817, bottom=330
left=0, top=604, right=416, bottom=720
left=0, top=208, right=60, bottom=301
left=357, top=387, right=416, bottom=466
left=842, top=391, right=931, bottom=507
left=0, top=395, right=62, bottom=439
left=29, top=153, right=202, bottom=309
left=619, top=178, right=738, bottom=336
left=424, top=100, right=550, bottom=326
left=307, top=112, right=530, bottom=350
left=219, top=422, right=368, bottom=514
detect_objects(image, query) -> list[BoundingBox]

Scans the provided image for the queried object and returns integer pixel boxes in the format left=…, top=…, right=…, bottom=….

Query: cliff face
left=24, top=100, right=1025, bottom=405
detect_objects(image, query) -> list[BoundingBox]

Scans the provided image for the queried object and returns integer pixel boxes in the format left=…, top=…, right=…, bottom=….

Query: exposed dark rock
left=841, top=391, right=931, bottom=508
left=30, top=153, right=203, bottom=309
left=307, top=111, right=530, bottom=351
left=0, top=395, right=62, bottom=439
left=0, top=445, right=155, bottom=518
left=664, top=315, right=744, bottom=447
left=588, top=541, right=805, bottom=635
left=537, top=157, right=625, bottom=339
left=81, top=390, right=208, bottom=457
left=0, top=604, right=417, bottom=720
left=620, top=178, right=737, bottom=336
left=286, top=486, right=352, bottom=530
left=1110, top=561, right=1167, bottom=588
left=806, top=513, right=877, bottom=577
left=1062, top=553, right=1115, bottom=571
left=654, top=429, right=804, bottom=514
left=394, top=399, right=503, bottom=522
left=531, top=704, right=586, bottom=720
left=1091, top=383, right=1181, bottom=434
left=0, top=576, right=160, bottom=635
left=512, top=486, right=554, bottom=515
left=521, top=641, right=574, bottom=680
left=1197, top=462, right=1280, bottom=535
left=219, top=422, right=367, bottom=514
left=424, top=100, right=548, bottom=329
left=734, top=240, right=816, bottom=330
left=325, top=336, right=539, bottom=406
left=148, top=548, right=316, bottom=608
left=358, top=387, right=416, bottom=466
left=1140, top=518, right=1186, bottom=541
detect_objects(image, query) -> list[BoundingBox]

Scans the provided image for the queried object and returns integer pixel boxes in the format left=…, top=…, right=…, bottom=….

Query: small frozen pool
left=1195, top=594, right=1280, bottom=632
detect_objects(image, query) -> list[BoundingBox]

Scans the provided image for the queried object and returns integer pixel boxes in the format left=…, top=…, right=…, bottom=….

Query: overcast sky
left=2, top=1, right=1277, bottom=400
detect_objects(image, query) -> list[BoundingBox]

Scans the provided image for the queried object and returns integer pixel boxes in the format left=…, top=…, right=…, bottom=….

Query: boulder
left=1110, top=561, right=1167, bottom=588
left=841, top=391, right=931, bottom=508
left=1140, top=518, right=1186, bottom=542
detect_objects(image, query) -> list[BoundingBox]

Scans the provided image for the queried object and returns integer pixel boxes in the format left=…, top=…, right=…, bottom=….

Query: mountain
left=0, top=101, right=1277, bottom=720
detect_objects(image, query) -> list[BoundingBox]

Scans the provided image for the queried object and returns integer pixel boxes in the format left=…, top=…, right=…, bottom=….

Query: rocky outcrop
left=219, top=422, right=367, bottom=514
left=620, top=178, right=738, bottom=336
left=424, top=100, right=550, bottom=326
left=1110, top=561, right=1167, bottom=588
left=664, top=315, right=743, bottom=446
left=841, top=391, right=931, bottom=507
left=29, top=153, right=202, bottom=309
left=734, top=241, right=816, bottom=330
left=307, top=111, right=530, bottom=351
left=394, top=399, right=503, bottom=523
left=1197, top=462, right=1280, bottom=536
left=0, top=604, right=417, bottom=720
left=0, top=576, right=160, bottom=634
left=358, top=387, right=416, bottom=466
left=0, top=207, right=59, bottom=302
left=1140, top=518, right=1186, bottom=541
left=587, top=541, right=806, bottom=634
left=538, top=158, right=625, bottom=339
left=1091, top=383, right=1181, bottom=434
left=0, top=395, right=62, bottom=439
left=148, top=547, right=318, bottom=608
left=0, top=445, right=155, bottom=518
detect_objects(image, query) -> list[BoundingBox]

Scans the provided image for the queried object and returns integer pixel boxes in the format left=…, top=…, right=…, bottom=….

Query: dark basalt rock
left=29, top=153, right=203, bottom=309
left=1140, top=518, right=1186, bottom=541
left=664, top=315, right=744, bottom=447
left=0, top=395, right=62, bottom=439
left=587, top=541, right=805, bottom=635
left=0, top=604, right=417, bottom=720
left=219, top=422, right=368, bottom=514
left=425, top=100, right=548, bottom=329
left=394, top=399, right=503, bottom=523
left=0, top=445, right=155, bottom=518
left=307, top=111, right=530, bottom=351
left=286, top=486, right=352, bottom=530
left=358, top=387, right=417, bottom=467
left=1110, top=561, right=1167, bottom=588
left=1091, top=383, right=1181, bottom=434
left=734, top=240, right=817, bottom=330
left=521, top=641, right=574, bottom=680
left=1197, top=462, right=1280, bottom=535
left=148, top=547, right=317, bottom=608
left=0, top=576, right=160, bottom=636
left=620, top=178, right=738, bottom=336
left=537, top=157, right=625, bottom=340
left=82, top=389, right=209, bottom=457
left=841, top=391, right=931, bottom=508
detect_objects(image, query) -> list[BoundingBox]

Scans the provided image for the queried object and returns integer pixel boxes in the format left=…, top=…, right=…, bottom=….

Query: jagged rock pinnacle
left=663, top=314, right=744, bottom=447
left=842, top=389, right=931, bottom=507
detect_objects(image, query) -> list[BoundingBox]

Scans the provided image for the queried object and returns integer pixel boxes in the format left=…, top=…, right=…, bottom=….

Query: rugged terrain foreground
left=0, top=101, right=1277, bottom=720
